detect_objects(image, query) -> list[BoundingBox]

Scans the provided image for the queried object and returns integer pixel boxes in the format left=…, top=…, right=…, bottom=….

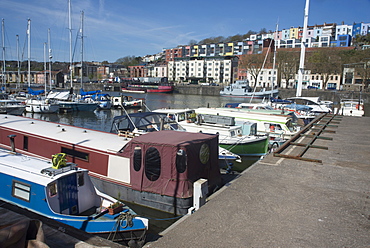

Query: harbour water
left=24, top=92, right=262, bottom=132
left=23, top=92, right=261, bottom=236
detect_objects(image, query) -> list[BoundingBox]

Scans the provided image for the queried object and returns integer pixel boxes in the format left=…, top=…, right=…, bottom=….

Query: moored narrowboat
left=0, top=147, right=148, bottom=244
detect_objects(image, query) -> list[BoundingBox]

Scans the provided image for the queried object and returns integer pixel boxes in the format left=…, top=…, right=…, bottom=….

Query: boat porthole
left=199, top=143, right=210, bottom=164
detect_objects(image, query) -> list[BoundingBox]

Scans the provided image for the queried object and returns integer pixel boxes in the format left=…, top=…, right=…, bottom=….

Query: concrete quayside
left=145, top=114, right=370, bottom=247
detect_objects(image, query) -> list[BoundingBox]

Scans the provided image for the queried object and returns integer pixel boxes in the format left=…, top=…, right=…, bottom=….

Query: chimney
left=7, top=135, right=17, bottom=153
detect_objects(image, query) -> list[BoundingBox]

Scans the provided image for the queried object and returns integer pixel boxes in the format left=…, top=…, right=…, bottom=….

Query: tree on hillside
left=276, top=50, right=300, bottom=88
left=352, top=33, right=370, bottom=48
left=259, top=28, right=268, bottom=34
left=356, top=60, right=370, bottom=89
left=306, top=48, right=342, bottom=89
left=227, top=34, right=243, bottom=42
left=242, top=30, right=257, bottom=40
left=115, top=56, right=142, bottom=67
left=188, top=39, right=197, bottom=46
left=238, top=53, right=266, bottom=88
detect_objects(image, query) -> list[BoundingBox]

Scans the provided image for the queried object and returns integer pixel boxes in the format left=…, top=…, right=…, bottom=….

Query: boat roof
left=0, top=114, right=130, bottom=153
left=286, top=96, right=321, bottom=103
left=0, top=147, right=85, bottom=186
left=153, top=108, right=195, bottom=114
left=196, top=108, right=292, bottom=124
left=112, top=111, right=168, bottom=120
left=125, top=130, right=217, bottom=146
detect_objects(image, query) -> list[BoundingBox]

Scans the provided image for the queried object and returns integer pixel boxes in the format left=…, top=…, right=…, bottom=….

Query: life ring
left=52, top=153, right=67, bottom=169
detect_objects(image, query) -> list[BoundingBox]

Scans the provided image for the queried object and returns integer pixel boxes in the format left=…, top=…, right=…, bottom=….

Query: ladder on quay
left=273, top=113, right=342, bottom=163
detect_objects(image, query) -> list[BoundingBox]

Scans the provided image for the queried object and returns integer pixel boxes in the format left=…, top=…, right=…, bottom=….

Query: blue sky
left=1, top=0, right=369, bottom=63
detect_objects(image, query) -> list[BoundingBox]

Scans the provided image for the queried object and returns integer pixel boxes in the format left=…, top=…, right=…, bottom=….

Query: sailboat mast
left=296, top=0, right=310, bottom=97
left=2, top=19, right=5, bottom=90
left=16, top=35, right=20, bottom=89
left=68, top=0, right=73, bottom=88
left=48, top=28, right=52, bottom=91
left=44, top=42, right=47, bottom=94
left=271, top=21, right=278, bottom=96
left=80, top=11, right=84, bottom=89
left=27, top=18, right=31, bottom=88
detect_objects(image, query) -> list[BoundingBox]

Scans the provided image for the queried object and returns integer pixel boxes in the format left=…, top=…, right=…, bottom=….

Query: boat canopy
left=283, top=103, right=313, bottom=112
left=118, top=130, right=222, bottom=199
left=28, top=87, right=45, bottom=96
left=110, top=112, right=185, bottom=133
left=79, top=88, right=101, bottom=96
left=270, top=97, right=292, bottom=104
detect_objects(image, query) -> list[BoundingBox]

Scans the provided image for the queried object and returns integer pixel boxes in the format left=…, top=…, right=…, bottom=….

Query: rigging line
left=3, top=23, right=15, bottom=60
left=20, top=25, right=29, bottom=69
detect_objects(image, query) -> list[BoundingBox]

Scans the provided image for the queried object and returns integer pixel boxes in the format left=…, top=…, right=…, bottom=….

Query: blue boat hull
left=0, top=170, right=147, bottom=241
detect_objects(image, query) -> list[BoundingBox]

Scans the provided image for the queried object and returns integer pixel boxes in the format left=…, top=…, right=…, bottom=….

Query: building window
left=145, top=147, right=161, bottom=181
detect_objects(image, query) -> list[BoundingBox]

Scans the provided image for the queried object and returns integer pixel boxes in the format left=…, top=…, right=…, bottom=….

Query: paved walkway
left=145, top=115, right=370, bottom=248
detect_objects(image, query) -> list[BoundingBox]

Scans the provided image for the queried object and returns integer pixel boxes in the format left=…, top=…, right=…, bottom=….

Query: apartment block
left=168, top=57, right=235, bottom=85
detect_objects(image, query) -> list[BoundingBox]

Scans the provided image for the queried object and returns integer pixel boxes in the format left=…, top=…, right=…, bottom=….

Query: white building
left=168, top=57, right=233, bottom=84
left=147, top=63, right=168, bottom=78
left=248, top=68, right=277, bottom=89
left=335, top=24, right=353, bottom=40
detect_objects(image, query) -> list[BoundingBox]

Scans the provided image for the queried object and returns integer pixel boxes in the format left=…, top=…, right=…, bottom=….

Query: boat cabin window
left=176, top=149, right=187, bottom=173
left=178, top=113, right=186, bottom=122
left=12, top=181, right=31, bottom=202
left=77, top=172, right=84, bottom=187
left=23, top=136, right=28, bottom=151
left=145, top=147, right=161, bottom=181
left=250, top=124, right=257, bottom=135
left=265, top=123, right=282, bottom=132
left=48, top=182, right=58, bottom=197
left=61, top=147, right=89, bottom=161
left=230, top=130, right=235, bottom=137
left=133, top=146, right=142, bottom=171
left=286, top=120, right=297, bottom=132
left=167, top=114, right=175, bottom=120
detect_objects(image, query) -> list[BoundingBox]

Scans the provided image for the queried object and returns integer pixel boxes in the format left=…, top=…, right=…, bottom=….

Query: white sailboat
left=46, top=1, right=97, bottom=112
left=25, top=22, right=59, bottom=113
left=220, top=37, right=279, bottom=99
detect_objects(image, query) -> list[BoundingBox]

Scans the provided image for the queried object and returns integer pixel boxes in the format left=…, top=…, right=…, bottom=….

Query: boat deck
left=145, top=115, right=370, bottom=247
